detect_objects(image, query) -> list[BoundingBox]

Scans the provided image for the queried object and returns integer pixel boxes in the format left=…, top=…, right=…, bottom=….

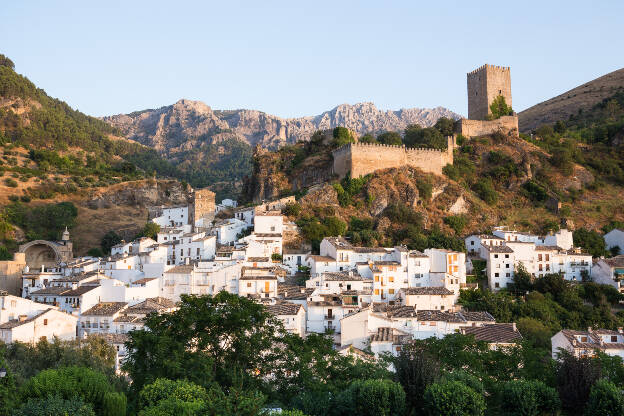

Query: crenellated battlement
left=467, top=63, right=511, bottom=76
left=332, top=137, right=454, bottom=179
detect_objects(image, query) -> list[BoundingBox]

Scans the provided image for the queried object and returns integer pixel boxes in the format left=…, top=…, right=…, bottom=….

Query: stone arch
left=18, top=240, right=63, bottom=270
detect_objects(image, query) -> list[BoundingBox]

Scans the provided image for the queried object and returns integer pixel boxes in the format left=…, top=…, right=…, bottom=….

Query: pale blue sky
left=2, top=0, right=622, bottom=118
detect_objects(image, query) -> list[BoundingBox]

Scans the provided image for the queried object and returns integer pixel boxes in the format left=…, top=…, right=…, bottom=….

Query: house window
left=247, top=283, right=252, bottom=288
left=389, top=276, right=394, bottom=283
left=538, top=254, right=543, bottom=261
left=495, top=273, right=499, bottom=277
left=546, top=254, right=550, bottom=261
left=494, top=254, right=499, bottom=259
left=470, top=241, right=474, bottom=246
left=374, top=276, right=379, bottom=282
left=539, top=264, right=543, bottom=271
left=611, top=336, right=618, bottom=342
left=495, top=283, right=500, bottom=288
left=506, top=273, right=511, bottom=277
left=43, top=319, right=48, bottom=325
left=374, top=289, right=379, bottom=295
left=505, top=264, right=510, bottom=268
left=389, top=289, right=395, bottom=294
left=505, top=254, right=509, bottom=258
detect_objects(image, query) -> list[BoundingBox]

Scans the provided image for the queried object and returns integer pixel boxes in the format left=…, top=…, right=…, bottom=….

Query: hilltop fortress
left=332, top=137, right=455, bottom=178
left=457, top=64, right=519, bottom=137
left=332, top=64, right=518, bottom=179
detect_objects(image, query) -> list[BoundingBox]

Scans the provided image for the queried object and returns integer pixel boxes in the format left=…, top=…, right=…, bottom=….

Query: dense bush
left=501, top=379, right=560, bottom=416
left=584, top=379, right=624, bottom=416
left=573, top=228, right=608, bottom=257
left=423, top=380, right=485, bottom=416
left=4, top=201, right=77, bottom=241
left=472, top=178, right=498, bottom=205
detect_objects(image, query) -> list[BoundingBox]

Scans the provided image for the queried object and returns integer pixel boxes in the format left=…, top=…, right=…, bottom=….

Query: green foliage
left=358, top=133, right=378, bottom=144
left=393, top=346, right=440, bottom=413
left=0, top=55, right=15, bottom=70
left=501, top=379, right=560, bottom=416
left=337, top=379, right=406, bottom=416
left=415, top=180, right=432, bottom=200
left=283, top=203, right=301, bottom=217
left=376, top=131, right=402, bottom=146
left=489, top=95, right=513, bottom=119
left=423, top=380, right=485, bottom=416
left=100, top=231, right=122, bottom=254
left=87, top=247, right=104, bottom=257
left=443, top=156, right=476, bottom=182
left=472, top=178, right=498, bottom=205
left=137, top=222, right=160, bottom=240
left=4, top=201, right=77, bottom=241
left=434, top=117, right=456, bottom=136
left=19, top=366, right=118, bottom=413
left=556, top=352, right=602, bottom=415
left=123, top=292, right=282, bottom=392
left=333, top=175, right=370, bottom=207
left=0, top=337, right=117, bottom=387
left=13, top=396, right=95, bottom=416
left=403, top=124, right=447, bottom=150
left=573, top=228, right=608, bottom=257
left=4, top=178, right=17, bottom=187
left=102, top=392, right=127, bottom=416
left=522, top=180, right=549, bottom=202
left=138, top=378, right=265, bottom=416
left=271, top=253, right=283, bottom=261
left=444, top=215, right=467, bottom=235
left=332, top=127, right=354, bottom=147
left=584, top=378, right=624, bottom=416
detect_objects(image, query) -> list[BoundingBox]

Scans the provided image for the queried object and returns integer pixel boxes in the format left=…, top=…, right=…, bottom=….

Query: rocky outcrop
left=85, top=180, right=190, bottom=209
left=104, top=100, right=461, bottom=155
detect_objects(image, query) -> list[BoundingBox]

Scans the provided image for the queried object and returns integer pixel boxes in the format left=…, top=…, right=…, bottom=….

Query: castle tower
left=467, top=64, right=512, bottom=120
left=190, top=188, right=216, bottom=228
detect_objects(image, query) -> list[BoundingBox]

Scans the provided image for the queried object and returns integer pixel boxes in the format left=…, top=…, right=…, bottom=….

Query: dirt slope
left=519, top=68, right=624, bottom=132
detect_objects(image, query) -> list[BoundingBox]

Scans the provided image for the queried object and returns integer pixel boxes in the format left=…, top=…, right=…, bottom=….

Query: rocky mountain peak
left=104, top=100, right=461, bottom=157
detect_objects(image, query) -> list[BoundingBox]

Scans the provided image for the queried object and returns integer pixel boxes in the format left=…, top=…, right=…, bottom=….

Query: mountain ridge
left=103, top=100, right=461, bottom=153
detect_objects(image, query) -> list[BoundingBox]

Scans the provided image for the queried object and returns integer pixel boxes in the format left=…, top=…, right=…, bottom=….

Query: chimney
left=587, top=327, right=592, bottom=333
left=618, top=327, right=623, bottom=334
left=185, top=257, right=190, bottom=265
left=512, top=322, right=516, bottom=331
left=18, top=315, right=28, bottom=322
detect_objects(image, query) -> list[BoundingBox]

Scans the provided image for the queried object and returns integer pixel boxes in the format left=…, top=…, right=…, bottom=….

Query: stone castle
left=332, top=136, right=455, bottom=179
left=331, top=64, right=518, bottom=179
left=457, top=64, right=519, bottom=137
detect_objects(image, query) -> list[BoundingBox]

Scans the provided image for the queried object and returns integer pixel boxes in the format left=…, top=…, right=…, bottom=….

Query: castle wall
left=457, top=115, right=519, bottom=138
left=332, top=138, right=453, bottom=179
left=467, top=64, right=512, bottom=120
left=0, top=253, right=26, bottom=296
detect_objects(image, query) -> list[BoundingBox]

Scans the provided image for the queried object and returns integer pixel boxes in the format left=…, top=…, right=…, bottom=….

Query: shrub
left=283, top=203, right=301, bottom=217
left=522, top=180, right=549, bottom=203
left=377, top=131, right=403, bottom=146
left=573, top=228, right=608, bottom=257
left=271, top=253, right=283, bottom=262
left=472, top=179, right=498, bottom=205
left=423, top=381, right=485, bottom=416
left=489, top=95, right=513, bottom=119
left=13, top=396, right=95, bottom=416
left=4, top=178, right=17, bottom=187
left=20, top=366, right=117, bottom=413
left=337, top=379, right=406, bottom=416
left=501, top=379, right=560, bottom=416
left=444, top=215, right=468, bottom=235
left=416, top=181, right=433, bottom=200
left=584, top=379, right=624, bottom=416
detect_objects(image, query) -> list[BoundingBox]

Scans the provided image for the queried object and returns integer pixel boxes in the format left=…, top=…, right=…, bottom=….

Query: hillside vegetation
left=251, top=117, right=624, bottom=255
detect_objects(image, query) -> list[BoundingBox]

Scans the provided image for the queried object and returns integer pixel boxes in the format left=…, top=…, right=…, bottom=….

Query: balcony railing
left=324, top=315, right=334, bottom=320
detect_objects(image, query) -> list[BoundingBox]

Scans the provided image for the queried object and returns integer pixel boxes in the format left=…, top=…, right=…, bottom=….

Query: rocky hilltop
left=519, top=68, right=624, bottom=132
left=104, top=100, right=460, bottom=154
